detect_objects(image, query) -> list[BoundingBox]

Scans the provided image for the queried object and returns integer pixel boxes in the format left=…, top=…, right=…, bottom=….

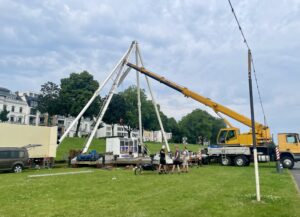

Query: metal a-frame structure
left=58, top=41, right=170, bottom=154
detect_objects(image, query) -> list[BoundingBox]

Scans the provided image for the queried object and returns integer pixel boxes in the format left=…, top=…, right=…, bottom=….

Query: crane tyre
left=220, top=156, right=231, bottom=166
left=281, top=156, right=294, bottom=169
left=234, top=156, right=247, bottom=167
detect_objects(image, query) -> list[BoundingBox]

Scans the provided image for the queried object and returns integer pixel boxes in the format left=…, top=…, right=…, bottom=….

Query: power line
left=227, top=0, right=268, bottom=126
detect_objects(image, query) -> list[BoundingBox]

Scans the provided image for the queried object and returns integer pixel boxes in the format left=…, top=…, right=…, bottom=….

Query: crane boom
left=127, top=62, right=271, bottom=144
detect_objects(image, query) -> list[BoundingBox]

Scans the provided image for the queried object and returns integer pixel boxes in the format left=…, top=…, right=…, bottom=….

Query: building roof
left=0, top=87, right=10, bottom=93
left=0, top=87, right=10, bottom=96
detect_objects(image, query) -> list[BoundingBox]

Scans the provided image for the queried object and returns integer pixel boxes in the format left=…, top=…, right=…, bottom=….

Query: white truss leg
left=82, top=42, right=136, bottom=153
left=136, top=45, right=170, bottom=152
left=135, top=43, right=144, bottom=151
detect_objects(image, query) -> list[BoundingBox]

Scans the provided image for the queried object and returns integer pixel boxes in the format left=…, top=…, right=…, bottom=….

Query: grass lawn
left=56, top=137, right=203, bottom=161
left=0, top=164, right=299, bottom=217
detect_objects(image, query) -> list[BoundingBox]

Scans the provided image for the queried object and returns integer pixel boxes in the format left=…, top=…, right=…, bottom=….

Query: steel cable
left=227, top=0, right=268, bottom=126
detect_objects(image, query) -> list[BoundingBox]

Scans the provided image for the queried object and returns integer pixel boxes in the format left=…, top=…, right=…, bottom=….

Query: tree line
left=35, top=71, right=225, bottom=144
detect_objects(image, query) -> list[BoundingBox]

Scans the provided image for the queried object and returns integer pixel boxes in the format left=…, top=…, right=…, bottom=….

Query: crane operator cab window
left=226, top=130, right=236, bottom=141
left=218, top=130, right=227, bottom=144
left=218, top=130, right=237, bottom=144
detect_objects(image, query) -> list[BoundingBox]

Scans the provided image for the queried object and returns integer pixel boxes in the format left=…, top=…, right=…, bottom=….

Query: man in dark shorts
left=172, top=145, right=181, bottom=174
left=158, top=145, right=167, bottom=174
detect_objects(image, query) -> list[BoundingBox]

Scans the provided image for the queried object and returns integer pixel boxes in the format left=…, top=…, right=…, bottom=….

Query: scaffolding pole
left=135, top=43, right=144, bottom=152
left=136, top=43, right=170, bottom=152
left=144, top=76, right=170, bottom=152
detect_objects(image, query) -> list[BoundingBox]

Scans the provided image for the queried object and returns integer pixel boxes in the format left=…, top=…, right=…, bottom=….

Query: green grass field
left=0, top=164, right=299, bottom=217
left=56, top=137, right=203, bottom=161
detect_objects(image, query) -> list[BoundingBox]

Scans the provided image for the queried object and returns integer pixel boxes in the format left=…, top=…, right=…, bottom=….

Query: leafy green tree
left=165, top=117, right=181, bottom=143
left=0, top=109, right=9, bottom=122
left=103, top=94, right=127, bottom=136
left=37, top=81, right=60, bottom=125
left=102, top=86, right=181, bottom=140
left=59, top=71, right=101, bottom=136
left=141, top=100, right=159, bottom=131
left=179, top=109, right=225, bottom=144
left=118, top=86, right=142, bottom=137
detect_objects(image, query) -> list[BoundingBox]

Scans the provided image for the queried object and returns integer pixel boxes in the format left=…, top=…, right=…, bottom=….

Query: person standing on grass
left=172, top=145, right=181, bottom=174
left=182, top=146, right=189, bottom=173
left=158, top=145, right=167, bottom=174
left=197, top=148, right=202, bottom=168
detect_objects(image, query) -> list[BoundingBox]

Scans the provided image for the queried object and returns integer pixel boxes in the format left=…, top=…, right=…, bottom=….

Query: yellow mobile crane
left=127, top=62, right=271, bottom=147
left=127, top=63, right=300, bottom=168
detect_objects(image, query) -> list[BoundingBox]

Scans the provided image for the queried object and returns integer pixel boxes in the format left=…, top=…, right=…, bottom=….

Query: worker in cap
left=158, top=145, right=167, bottom=174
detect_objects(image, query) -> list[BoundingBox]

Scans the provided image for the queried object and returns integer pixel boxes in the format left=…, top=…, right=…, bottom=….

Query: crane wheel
left=220, top=157, right=231, bottom=166
left=281, top=156, right=294, bottom=169
left=234, top=156, right=247, bottom=167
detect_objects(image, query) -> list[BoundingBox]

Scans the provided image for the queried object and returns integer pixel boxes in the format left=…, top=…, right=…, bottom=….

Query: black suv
left=0, top=147, right=30, bottom=173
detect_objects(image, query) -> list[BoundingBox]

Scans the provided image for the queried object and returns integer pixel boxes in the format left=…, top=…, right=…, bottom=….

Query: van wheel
left=12, top=164, right=23, bottom=173
left=281, top=157, right=294, bottom=169
left=234, top=156, right=247, bottom=167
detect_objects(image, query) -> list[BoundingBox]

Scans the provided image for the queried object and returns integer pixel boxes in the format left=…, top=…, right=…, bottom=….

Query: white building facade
left=143, top=130, right=172, bottom=142
left=0, top=87, right=28, bottom=124
left=0, top=88, right=46, bottom=126
left=96, top=123, right=139, bottom=138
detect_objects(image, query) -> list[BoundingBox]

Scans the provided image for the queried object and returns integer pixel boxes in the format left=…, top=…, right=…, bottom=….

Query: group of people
left=158, top=144, right=202, bottom=174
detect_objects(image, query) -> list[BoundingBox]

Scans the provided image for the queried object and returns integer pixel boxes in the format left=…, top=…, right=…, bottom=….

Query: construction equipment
left=126, top=63, right=300, bottom=168
left=127, top=62, right=271, bottom=146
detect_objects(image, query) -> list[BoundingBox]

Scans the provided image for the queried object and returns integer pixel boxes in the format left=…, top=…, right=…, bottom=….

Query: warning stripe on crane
left=275, top=147, right=280, bottom=161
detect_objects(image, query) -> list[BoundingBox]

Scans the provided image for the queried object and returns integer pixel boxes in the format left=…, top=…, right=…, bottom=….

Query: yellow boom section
left=127, top=62, right=269, bottom=137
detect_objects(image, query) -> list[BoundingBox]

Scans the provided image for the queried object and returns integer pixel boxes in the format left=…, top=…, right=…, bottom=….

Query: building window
left=18, top=117, right=22, bottom=123
left=58, top=120, right=64, bottom=126
left=30, top=108, right=37, bottom=115
left=3, top=105, right=7, bottom=110
left=39, top=117, right=45, bottom=125
left=19, top=107, right=23, bottom=113
left=10, top=116, right=14, bottom=122
left=11, top=106, right=15, bottom=112
left=117, top=127, right=123, bottom=131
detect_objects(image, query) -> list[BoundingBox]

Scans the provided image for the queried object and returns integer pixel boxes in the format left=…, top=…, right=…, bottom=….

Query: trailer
left=70, top=137, right=155, bottom=167
left=0, top=123, right=57, bottom=167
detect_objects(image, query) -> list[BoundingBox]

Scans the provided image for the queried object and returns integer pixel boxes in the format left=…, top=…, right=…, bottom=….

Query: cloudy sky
left=0, top=0, right=299, bottom=138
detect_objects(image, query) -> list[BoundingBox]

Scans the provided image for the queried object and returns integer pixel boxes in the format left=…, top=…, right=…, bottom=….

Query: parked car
left=0, top=147, right=30, bottom=173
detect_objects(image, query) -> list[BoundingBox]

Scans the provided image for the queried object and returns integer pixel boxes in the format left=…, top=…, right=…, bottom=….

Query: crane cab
left=278, top=133, right=300, bottom=155
left=217, top=128, right=240, bottom=146
left=277, top=133, right=300, bottom=169
left=217, top=128, right=255, bottom=146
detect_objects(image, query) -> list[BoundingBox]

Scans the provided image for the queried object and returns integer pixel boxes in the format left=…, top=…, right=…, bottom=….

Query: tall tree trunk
left=75, top=117, right=82, bottom=137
